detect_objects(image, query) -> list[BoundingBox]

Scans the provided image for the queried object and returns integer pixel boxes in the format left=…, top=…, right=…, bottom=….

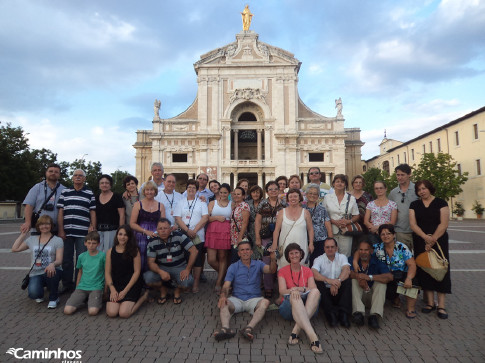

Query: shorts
left=228, top=296, right=264, bottom=315
left=143, top=265, right=193, bottom=288
left=66, top=289, right=103, bottom=310
left=194, top=243, right=206, bottom=268
left=278, top=293, right=319, bottom=321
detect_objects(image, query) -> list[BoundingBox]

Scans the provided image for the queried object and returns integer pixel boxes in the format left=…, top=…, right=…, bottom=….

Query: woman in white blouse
left=322, top=175, right=360, bottom=257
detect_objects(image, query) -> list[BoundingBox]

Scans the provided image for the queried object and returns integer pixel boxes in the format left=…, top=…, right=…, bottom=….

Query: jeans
left=62, top=236, right=86, bottom=288
left=28, top=269, right=62, bottom=301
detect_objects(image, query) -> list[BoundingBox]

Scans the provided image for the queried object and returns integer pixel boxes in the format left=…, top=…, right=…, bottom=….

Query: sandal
left=173, top=296, right=182, bottom=305
left=240, top=326, right=254, bottom=341
left=310, top=340, right=323, bottom=354
left=157, top=296, right=168, bottom=305
left=214, top=327, right=236, bottom=342
left=288, top=333, right=299, bottom=345
left=421, top=304, right=436, bottom=314
left=437, top=308, right=448, bottom=319
left=406, top=310, right=417, bottom=319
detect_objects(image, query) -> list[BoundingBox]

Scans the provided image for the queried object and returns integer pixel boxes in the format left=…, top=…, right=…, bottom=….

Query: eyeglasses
left=401, top=192, right=405, bottom=203
left=267, top=188, right=278, bottom=192
left=73, top=174, right=84, bottom=177
left=309, top=172, right=320, bottom=175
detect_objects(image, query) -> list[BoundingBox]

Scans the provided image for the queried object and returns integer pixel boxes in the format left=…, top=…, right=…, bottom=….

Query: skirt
left=205, top=220, right=231, bottom=250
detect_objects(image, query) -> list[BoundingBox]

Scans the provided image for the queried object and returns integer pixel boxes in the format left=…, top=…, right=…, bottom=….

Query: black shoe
left=339, top=312, right=350, bottom=328
left=368, top=314, right=380, bottom=329
left=326, top=313, right=338, bottom=327
left=352, top=312, right=365, bottom=326
left=200, top=273, right=207, bottom=283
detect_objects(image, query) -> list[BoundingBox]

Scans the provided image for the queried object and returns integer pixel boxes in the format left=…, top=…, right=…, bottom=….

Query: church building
left=134, top=26, right=363, bottom=189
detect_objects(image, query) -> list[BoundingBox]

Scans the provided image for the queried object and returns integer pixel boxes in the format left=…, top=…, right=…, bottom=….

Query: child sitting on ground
left=64, top=231, right=106, bottom=316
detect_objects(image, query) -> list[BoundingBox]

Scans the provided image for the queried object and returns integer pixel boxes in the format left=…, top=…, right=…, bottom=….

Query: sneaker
left=47, top=298, right=60, bottom=309
left=35, top=298, right=44, bottom=303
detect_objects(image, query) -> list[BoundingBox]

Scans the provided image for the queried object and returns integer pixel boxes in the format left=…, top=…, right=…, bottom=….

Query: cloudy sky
left=1, top=0, right=484, bottom=174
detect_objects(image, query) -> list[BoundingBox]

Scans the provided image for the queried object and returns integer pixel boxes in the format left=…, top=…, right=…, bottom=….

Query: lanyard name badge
left=164, top=192, right=175, bottom=216
left=165, top=237, right=174, bottom=262
left=185, top=197, right=198, bottom=229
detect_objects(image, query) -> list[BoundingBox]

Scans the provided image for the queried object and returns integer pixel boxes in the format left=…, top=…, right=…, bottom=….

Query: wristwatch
left=369, top=275, right=374, bottom=281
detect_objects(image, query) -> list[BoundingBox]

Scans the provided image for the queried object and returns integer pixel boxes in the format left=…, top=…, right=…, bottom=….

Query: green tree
left=0, top=122, right=57, bottom=200
left=362, top=167, right=397, bottom=199
left=412, top=153, right=468, bottom=201
left=111, top=170, right=130, bottom=194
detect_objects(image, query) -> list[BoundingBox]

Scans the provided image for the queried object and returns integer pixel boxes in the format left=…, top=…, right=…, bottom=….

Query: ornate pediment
left=194, top=31, right=301, bottom=71
left=229, top=88, right=267, bottom=105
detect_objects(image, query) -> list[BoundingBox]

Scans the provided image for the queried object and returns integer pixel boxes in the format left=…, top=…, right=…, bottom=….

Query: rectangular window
left=437, top=138, right=441, bottom=152
left=404, top=152, right=407, bottom=163
left=423, top=144, right=426, bottom=153
left=411, top=149, right=414, bottom=161
left=473, top=124, right=479, bottom=139
left=309, top=153, right=324, bottom=162
left=172, top=154, right=188, bottom=163
left=457, top=164, right=462, bottom=175
left=429, top=141, right=433, bottom=153
left=391, top=157, right=394, bottom=167
left=397, top=155, right=400, bottom=164
left=477, top=159, right=482, bottom=176
left=455, top=131, right=459, bottom=146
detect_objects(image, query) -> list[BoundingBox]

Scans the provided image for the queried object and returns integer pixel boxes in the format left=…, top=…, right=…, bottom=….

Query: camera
left=44, top=204, right=54, bottom=211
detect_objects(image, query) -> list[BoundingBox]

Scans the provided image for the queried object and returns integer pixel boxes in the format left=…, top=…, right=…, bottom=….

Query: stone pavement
left=0, top=220, right=484, bottom=363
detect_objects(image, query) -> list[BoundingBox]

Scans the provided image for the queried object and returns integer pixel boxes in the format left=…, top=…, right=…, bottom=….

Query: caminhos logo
left=6, top=347, right=82, bottom=361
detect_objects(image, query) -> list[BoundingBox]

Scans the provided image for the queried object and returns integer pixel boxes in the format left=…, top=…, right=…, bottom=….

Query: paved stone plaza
left=1, top=220, right=484, bottom=363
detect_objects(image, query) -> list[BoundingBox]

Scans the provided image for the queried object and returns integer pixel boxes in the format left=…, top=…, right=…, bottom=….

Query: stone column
left=326, top=172, right=332, bottom=184
left=258, top=171, right=262, bottom=187
left=303, top=172, right=308, bottom=185
left=257, top=129, right=262, bottom=161
left=234, top=130, right=239, bottom=161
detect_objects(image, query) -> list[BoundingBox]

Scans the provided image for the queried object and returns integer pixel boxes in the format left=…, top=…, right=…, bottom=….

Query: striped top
left=57, top=186, right=96, bottom=237
left=146, top=231, right=194, bottom=268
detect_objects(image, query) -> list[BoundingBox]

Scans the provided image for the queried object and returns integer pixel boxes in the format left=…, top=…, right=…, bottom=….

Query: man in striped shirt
left=144, top=218, right=198, bottom=304
left=57, top=169, right=96, bottom=293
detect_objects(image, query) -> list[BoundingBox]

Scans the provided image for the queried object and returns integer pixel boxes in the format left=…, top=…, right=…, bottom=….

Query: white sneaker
left=47, top=298, right=60, bottom=309
left=35, top=298, right=44, bottom=303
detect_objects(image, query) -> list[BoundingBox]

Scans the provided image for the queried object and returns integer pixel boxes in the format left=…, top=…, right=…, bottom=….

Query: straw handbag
left=415, top=242, right=449, bottom=282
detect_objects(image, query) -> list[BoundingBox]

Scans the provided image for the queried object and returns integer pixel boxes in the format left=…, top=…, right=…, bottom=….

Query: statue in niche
left=241, top=5, right=253, bottom=31
left=154, top=99, right=161, bottom=118
left=335, top=97, right=343, bottom=117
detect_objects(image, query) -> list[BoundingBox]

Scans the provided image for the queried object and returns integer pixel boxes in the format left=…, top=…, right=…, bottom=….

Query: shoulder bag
left=415, top=241, right=449, bottom=282
left=339, top=194, right=363, bottom=236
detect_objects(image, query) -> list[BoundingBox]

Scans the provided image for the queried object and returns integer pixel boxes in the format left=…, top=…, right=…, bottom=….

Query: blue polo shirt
left=225, top=260, right=266, bottom=301
left=348, top=254, right=390, bottom=288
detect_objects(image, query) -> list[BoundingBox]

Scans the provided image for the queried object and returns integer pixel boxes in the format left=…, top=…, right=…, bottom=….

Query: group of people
left=14, top=162, right=451, bottom=354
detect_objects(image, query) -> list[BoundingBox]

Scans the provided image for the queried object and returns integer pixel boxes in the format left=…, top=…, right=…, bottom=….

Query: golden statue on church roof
left=241, top=5, right=253, bottom=31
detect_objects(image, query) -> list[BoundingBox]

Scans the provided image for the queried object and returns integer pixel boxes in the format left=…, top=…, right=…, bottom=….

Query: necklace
left=290, top=267, right=302, bottom=287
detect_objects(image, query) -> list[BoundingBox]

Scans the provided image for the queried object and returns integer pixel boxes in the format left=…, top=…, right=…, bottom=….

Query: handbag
left=415, top=241, right=449, bottom=282
left=339, top=194, right=363, bottom=236
left=21, top=235, right=53, bottom=290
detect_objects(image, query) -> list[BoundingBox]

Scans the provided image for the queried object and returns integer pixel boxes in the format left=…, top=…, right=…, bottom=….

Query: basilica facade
left=134, top=30, right=363, bottom=189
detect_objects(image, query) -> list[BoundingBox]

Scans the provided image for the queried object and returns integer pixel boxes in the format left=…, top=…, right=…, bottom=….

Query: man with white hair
left=57, top=169, right=96, bottom=293
left=155, top=174, right=182, bottom=228
left=139, top=162, right=165, bottom=198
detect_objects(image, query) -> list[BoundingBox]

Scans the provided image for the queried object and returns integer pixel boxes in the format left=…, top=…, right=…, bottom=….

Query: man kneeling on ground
left=144, top=218, right=198, bottom=305
left=349, top=240, right=393, bottom=329
left=214, top=241, right=277, bottom=342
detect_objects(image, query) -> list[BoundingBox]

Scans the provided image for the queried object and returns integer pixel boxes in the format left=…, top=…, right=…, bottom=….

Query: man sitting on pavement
left=349, top=240, right=393, bottom=329
left=214, top=241, right=277, bottom=342
left=312, top=238, right=352, bottom=328
left=144, top=218, right=198, bottom=305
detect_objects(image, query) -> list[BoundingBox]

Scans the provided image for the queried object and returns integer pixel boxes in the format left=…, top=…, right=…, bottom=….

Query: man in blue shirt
left=214, top=241, right=277, bottom=342
left=349, top=240, right=393, bottom=329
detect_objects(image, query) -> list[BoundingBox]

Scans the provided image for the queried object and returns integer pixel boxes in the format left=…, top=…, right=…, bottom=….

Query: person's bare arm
left=20, top=204, right=33, bottom=233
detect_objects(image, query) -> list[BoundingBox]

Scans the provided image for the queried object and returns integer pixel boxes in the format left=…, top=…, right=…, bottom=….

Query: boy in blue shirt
left=64, top=231, right=106, bottom=316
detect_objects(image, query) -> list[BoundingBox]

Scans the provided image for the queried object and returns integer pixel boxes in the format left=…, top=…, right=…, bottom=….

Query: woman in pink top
left=364, top=181, right=397, bottom=244
left=278, top=243, right=322, bottom=354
